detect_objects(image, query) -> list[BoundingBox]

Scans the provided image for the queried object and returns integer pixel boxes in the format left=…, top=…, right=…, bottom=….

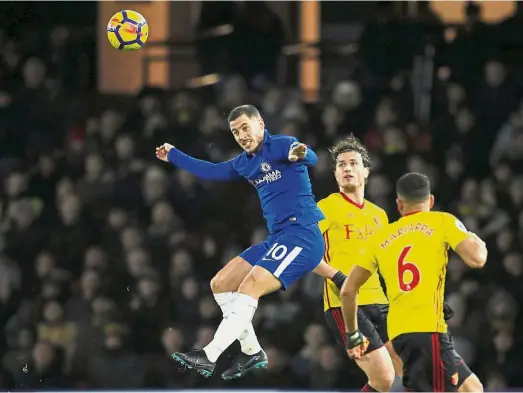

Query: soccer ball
left=107, top=10, right=149, bottom=51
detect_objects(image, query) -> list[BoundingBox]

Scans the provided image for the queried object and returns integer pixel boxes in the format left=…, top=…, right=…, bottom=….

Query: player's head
left=396, top=172, right=435, bottom=215
left=228, top=105, right=265, bottom=154
left=329, top=134, right=371, bottom=192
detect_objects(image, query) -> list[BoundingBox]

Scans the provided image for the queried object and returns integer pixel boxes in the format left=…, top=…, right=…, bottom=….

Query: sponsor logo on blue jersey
left=249, top=162, right=282, bottom=188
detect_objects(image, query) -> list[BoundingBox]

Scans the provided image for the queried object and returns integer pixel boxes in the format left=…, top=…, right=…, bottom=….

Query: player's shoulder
left=230, top=151, right=248, bottom=167
left=420, top=211, right=459, bottom=226
left=364, top=200, right=388, bottom=217
left=373, top=219, right=396, bottom=237
left=268, top=133, right=297, bottom=145
left=430, top=211, right=467, bottom=232
left=317, top=192, right=343, bottom=211
left=266, top=133, right=297, bottom=157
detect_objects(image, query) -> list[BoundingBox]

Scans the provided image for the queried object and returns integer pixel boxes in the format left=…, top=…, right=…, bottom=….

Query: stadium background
left=1, top=1, right=523, bottom=391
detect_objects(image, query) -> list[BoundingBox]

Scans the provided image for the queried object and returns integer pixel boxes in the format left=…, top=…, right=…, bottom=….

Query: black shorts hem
left=324, top=305, right=388, bottom=354
left=454, top=352, right=473, bottom=388
left=392, top=332, right=459, bottom=392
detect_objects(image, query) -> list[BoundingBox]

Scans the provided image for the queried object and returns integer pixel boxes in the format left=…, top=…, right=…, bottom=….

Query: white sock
left=204, top=293, right=258, bottom=363
left=214, top=292, right=235, bottom=314
left=238, top=322, right=262, bottom=355
left=215, top=292, right=262, bottom=355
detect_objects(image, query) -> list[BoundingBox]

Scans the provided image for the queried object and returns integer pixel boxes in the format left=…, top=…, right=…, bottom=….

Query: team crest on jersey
left=260, top=162, right=272, bottom=173
left=451, top=373, right=459, bottom=386
left=250, top=162, right=282, bottom=188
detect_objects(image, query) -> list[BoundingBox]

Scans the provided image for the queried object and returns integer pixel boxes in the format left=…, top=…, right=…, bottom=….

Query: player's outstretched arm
left=444, top=214, right=487, bottom=269
left=156, top=143, right=241, bottom=181
left=288, top=141, right=318, bottom=166
left=455, top=232, right=488, bottom=269
left=340, top=265, right=372, bottom=332
left=340, top=265, right=372, bottom=359
left=277, top=135, right=317, bottom=166
left=312, top=260, right=347, bottom=289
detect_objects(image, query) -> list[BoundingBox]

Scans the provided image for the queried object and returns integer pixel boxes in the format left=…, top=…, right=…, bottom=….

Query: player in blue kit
left=155, top=105, right=346, bottom=378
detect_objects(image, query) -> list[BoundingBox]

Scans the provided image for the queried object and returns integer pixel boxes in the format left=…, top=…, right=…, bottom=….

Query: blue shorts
left=239, top=223, right=324, bottom=289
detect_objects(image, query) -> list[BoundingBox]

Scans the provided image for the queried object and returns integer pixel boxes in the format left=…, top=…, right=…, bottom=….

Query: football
left=107, top=10, right=149, bottom=51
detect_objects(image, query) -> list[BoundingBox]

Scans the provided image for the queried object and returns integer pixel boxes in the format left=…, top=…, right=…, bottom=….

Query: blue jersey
left=167, top=131, right=325, bottom=233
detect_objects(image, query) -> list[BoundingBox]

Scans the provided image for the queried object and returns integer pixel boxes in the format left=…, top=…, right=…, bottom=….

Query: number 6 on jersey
left=397, top=246, right=420, bottom=292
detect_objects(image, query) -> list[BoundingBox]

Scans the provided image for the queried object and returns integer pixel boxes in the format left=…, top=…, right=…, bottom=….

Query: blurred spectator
left=446, top=2, right=494, bottom=90
left=13, top=341, right=67, bottom=389
left=85, top=323, right=145, bottom=388
left=37, top=301, right=77, bottom=370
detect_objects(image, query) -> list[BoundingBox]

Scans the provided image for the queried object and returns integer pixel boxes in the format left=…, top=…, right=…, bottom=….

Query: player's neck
left=401, top=205, right=429, bottom=216
left=339, top=188, right=365, bottom=206
left=249, top=141, right=264, bottom=156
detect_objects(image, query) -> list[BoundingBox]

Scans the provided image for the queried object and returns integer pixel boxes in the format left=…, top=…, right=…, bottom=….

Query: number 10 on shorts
left=262, top=242, right=304, bottom=278
left=264, top=243, right=289, bottom=261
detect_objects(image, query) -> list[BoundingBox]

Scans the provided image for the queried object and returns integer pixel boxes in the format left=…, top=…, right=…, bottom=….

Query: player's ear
left=258, top=117, right=265, bottom=131
left=429, top=194, right=435, bottom=209
left=363, top=167, right=370, bottom=181
left=396, top=198, right=403, bottom=214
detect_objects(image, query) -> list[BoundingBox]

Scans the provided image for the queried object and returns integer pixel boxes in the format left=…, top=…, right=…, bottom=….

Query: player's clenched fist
left=156, top=143, right=174, bottom=162
left=288, top=142, right=308, bottom=162
left=345, top=330, right=369, bottom=360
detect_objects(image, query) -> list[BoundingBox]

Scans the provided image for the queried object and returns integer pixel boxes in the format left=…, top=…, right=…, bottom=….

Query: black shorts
left=325, top=304, right=389, bottom=354
left=453, top=348, right=473, bottom=388
left=392, top=332, right=459, bottom=392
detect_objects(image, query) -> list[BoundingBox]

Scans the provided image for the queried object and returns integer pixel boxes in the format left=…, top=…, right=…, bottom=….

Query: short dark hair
left=396, top=172, right=431, bottom=202
left=329, top=133, right=371, bottom=168
left=228, top=105, right=261, bottom=123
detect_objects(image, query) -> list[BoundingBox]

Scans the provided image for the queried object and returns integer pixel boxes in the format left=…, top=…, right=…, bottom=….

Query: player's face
left=230, top=114, right=265, bottom=154
left=334, top=151, right=369, bottom=191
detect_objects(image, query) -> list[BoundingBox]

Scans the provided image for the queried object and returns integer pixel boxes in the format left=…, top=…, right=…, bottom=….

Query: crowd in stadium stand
left=1, top=2, right=523, bottom=390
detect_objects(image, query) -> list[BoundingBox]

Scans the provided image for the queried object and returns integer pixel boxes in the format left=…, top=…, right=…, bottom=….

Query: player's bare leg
left=356, top=346, right=396, bottom=392
left=172, top=266, right=280, bottom=377
left=209, top=258, right=341, bottom=380
left=210, top=256, right=252, bottom=294
left=459, top=374, right=483, bottom=392
left=212, top=257, right=341, bottom=378
left=237, top=265, right=282, bottom=297
left=384, top=340, right=403, bottom=377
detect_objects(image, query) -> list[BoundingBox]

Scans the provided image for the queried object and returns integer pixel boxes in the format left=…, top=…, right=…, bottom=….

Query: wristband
left=345, top=330, right=365, bottom=350
left=332, top=271, right=347, bottom=290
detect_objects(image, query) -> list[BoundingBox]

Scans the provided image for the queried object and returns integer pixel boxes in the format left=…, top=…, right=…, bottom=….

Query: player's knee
left=369, top=366, right=395, bottom=392
left=237, top=271, right=258, bottom=293
left=238, top=266, right=280, bottom=299
left=469, top=380, right=484, bottom=393
left=210, top=273, right=229, bottom=294
left=459, top=375, right=483, bottom=392
left=368, top=377, right=394, bottom=392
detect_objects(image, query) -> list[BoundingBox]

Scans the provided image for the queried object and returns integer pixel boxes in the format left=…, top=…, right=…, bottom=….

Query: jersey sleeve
left=279, top=136, right=318, bottom=166
left=379, top=209, right=389, bottom=225
left=356, top=244, right=379, bottom=274
left=442, top=213, right=470, bottom=250
left=168, top=148, right=242, bottom=181
left=317, top=199, right=332, bottom=234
